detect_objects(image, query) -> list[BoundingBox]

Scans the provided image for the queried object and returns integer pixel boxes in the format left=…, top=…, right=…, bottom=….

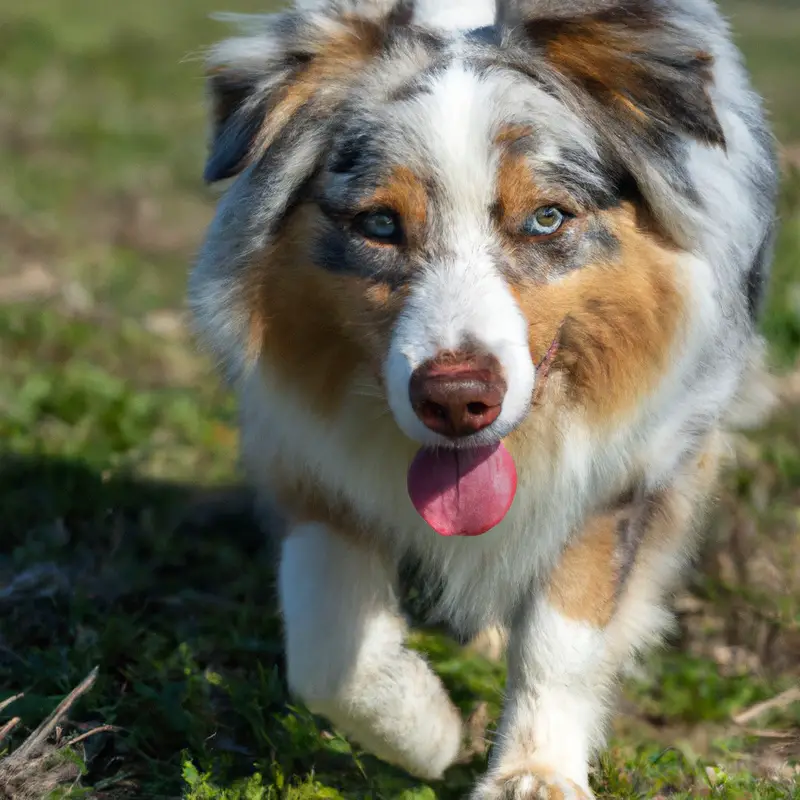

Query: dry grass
left=0, top=670, right=112, bottom=800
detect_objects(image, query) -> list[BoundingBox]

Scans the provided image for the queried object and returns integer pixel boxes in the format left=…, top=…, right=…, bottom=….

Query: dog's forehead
left=330, top=52, right=603, bottom=204
left=391, top=56, right=597, bottom=154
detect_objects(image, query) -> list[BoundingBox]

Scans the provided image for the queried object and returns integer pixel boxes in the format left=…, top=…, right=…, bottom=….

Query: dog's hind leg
left=279, top=522, right=464, bottom=780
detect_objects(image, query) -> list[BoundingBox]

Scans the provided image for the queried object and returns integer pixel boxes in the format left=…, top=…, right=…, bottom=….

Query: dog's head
left=191, top=0, right=726, bottom=459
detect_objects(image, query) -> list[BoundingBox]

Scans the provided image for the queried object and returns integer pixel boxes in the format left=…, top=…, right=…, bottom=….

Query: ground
left=0, top=1, right=799, bottom=798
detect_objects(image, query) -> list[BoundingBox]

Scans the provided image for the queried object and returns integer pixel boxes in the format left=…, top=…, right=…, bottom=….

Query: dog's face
left=191, top=0, right=725, bottom=453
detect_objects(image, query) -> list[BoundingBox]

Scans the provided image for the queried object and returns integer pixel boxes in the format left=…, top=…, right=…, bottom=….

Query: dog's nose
left=409, top=352, right=507, bottom=438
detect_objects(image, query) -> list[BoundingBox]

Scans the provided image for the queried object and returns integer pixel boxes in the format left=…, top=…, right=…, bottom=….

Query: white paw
left=471, top=770, right=593, bottom=800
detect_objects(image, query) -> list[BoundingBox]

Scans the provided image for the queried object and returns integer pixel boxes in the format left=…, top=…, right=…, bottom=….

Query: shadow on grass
left=2, top=436, right=798, bottom=797
left=0, top=452, right=489, bottom=798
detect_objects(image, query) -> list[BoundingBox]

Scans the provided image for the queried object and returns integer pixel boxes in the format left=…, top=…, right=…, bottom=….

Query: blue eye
left=522, top=206, right=566, bottom=237
left=355, top=210, right=402, bottom=243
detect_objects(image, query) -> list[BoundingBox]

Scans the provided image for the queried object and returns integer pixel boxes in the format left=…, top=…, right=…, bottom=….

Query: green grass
left=1, top=1, right=799, bottom=798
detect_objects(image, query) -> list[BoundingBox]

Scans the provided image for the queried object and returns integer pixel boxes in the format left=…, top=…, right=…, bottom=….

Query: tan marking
left=612, top=91, right=648, bottom=122
left=271, top=470, right=367, bottom=543
left=496, top=149, right=567, bottom=229
left=364, top=165, right=428, bottom=243
left=514, top=202, right=685, bottom=423
left=548, top=508, right=625, bottom=627
left=494, top=148, right=581, bottom=245
left=542, top=19, right=723, bottom=145
left=598, top=432, right=725, bottom=663
left=546, top=22, right=652, bottom=102
left=550, top=433, right=724, bottom=630
left=259, top=20, right=385, bottom=151
left=243, top=204, right=404, bottom=417
left=494, top=123, right=534, bottom=145
left=495, top=149, right=536, bottom=225
left=269, top=465, right=409, bottom=564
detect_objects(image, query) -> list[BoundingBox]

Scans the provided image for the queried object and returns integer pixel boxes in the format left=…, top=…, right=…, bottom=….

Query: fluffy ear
left=495, top=0, right=725, bottom=149
left=202, top=8, right=394, bottom=183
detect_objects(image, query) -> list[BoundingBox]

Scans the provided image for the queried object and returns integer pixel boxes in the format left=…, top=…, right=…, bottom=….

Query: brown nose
left=409, top=351, right=507, bottom=438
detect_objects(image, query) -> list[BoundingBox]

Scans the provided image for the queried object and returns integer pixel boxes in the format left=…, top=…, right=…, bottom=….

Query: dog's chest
left=240, top=368, right=637, bottom=629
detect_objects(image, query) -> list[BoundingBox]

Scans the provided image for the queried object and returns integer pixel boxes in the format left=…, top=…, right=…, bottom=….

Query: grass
left=0, top=0, right=798, bottom=797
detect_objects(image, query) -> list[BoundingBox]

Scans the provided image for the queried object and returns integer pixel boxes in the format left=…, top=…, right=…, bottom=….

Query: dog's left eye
left=354, top=210, right=403, bottom=244
left=522, top=206, right=567, bottom=237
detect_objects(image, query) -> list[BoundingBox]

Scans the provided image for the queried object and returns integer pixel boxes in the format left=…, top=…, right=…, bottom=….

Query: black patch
left=310, top=209, right=411, bottom=288
left=397, top=553, right=446, bottom=629
left=642, top=133, right=702, bottom=204
left=406, top=25, right=447, bottom=55
left=388, top=78, right=432, bottom=103
left=466, top=25, right=499, bottom=46
left=388, top=61, right=450, bottom=102
left=541, top=148, right=624, bottom=210
left=744, top=224, right=776, bottom=322
left=615, top=513, right=642, bottom=593
left=468, top=1, right=725, bottom=229
left=469, top=48, right=705, bottom=216
left=490, top=139, right=623, bottom=280
left=323, top=117, right=389, bottom=201
left=497, top=215, right=620, bottom=284
left=311, top=215, right=350, bottom=272
left=584, top=222, right=621, bottom=259
left=386, top=22, right=446, bottom=60
left=607, top=483, right=652, bottom=599
left=204, top=75, right=269, bottom=184
left=388, top=0, right=415, bottom=27
left=329, top=128, right=379, bottom=175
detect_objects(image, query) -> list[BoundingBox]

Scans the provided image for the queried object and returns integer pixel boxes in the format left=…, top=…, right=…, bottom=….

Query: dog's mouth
left=407, top=329, right=562, bottom=537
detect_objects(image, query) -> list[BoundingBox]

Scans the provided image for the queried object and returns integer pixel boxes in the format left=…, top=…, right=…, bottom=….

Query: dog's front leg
left=471, top=586, right=609, bottom=800
left=470, top=506, right=652, bottom=799
left=471, top=442, right=720, bottom=799
left=279, top=522, right=465, bottom=780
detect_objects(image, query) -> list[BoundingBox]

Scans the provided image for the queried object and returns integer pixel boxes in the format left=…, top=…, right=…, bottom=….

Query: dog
left=189, top=0, right=778, bottom=796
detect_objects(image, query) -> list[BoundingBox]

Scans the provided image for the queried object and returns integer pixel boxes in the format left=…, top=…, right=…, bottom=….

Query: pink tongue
left=407, top=443, right=517, bottom=537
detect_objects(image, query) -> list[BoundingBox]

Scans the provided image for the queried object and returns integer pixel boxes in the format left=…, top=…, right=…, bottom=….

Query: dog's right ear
left=203, top=13, right=321, bottom=184
left=204, top=43, right=281, bottom=183
left=203, top=9, right=393, bottom=184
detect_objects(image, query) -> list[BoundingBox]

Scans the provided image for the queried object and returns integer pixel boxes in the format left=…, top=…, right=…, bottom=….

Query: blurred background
left=0, top=1, right=798, bottom=798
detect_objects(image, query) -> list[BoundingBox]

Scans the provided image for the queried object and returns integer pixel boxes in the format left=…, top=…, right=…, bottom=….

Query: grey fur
left=188, top=1, right=779, bottom=790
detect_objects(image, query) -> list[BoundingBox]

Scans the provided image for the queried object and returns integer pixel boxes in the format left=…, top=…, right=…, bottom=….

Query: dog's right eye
left=353, top=210, right=403, bottom=245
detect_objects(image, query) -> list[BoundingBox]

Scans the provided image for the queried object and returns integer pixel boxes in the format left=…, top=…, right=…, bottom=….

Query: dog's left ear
left=495, top=0, right=726, bottom=149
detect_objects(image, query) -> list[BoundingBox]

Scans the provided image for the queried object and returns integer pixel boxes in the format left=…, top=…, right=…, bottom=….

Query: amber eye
left=521, top=206, right=566, bottom=237
left=354, top=210, right=403, bottom=244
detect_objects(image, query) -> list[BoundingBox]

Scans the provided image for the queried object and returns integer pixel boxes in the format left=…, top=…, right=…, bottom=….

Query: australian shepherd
left=189, top=0, right=778, bottom=796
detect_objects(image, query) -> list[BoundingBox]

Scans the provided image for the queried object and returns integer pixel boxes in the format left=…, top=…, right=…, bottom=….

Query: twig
left=742, top=728, right=797, bottom=740
left=66, top=724, right=118, bottom=748
left=11, top=667, right=99, bottom=760
left=0, top=669, right=105, bottom=797
left=0, top=694, right=23, bottom=714
left=732, top=687, right=800, bottom=726
left=0, top=717, right=20, bottom=743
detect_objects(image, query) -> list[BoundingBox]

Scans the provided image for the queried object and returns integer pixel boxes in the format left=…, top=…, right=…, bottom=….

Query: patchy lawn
left=1, top=1, right=798, bottom=797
